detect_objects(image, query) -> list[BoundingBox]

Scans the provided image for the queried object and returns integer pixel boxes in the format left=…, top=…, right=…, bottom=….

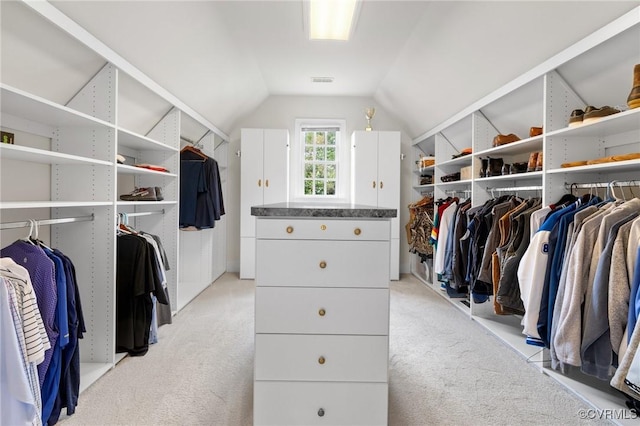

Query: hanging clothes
left=407, top=196, right=435, bottom=263
left=180, top=146, right=225, bottom=229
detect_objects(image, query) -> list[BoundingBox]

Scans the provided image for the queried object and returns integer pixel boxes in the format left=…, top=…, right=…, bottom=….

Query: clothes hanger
left=22, top=219, right=37, bottom=245
left=33, top=220, right=53, bottom=251
left=180, top=144, right=208, bottom=160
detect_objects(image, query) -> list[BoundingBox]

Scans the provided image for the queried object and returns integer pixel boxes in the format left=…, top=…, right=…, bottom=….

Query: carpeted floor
left=59, top=273, right=609, bottom=425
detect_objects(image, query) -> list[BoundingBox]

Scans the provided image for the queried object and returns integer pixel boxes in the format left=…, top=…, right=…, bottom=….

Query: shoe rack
left=0, top=1, right=228, bottom=392
left=411, top=6, right=640, bottom=422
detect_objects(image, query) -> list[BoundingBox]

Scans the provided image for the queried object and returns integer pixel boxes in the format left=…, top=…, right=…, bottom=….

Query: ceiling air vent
left=311, top=77, right=334, bottom=83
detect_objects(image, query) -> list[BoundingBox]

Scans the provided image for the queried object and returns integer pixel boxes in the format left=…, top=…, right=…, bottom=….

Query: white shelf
left=475, top=136, right=543, bottom=157
left=413, top=165, right=435, bottom=175
left=413, top=184, right=434, bottom=191
left=0, top=201, right=112, bottom=209
left=0, top=84, right=114, bottom=129
left=0, top=143, right=112, bottom=166
left=437, top=179, right=472, bottom=187
left=547, top=108, right=640, bottom=138
left=438, top=155, right=473, bottom=168
left=117, top=128, right=178, bottom=152
left=117, top=200, right=177, bottom=206
left=476, top=171, right=543, bottom=183
left=79, top=362, right=113, bottom=394
left=471, top=314, right=543, bottom=360
left=117, top=164, right=177, bottom=177
left=547, top=159, right=640, bottom=174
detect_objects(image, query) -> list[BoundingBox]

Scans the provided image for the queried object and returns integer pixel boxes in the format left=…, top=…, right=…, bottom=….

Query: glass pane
left=315, top=164, right=325, bottom=178
left=304, top=164, right=313, bottom=178
left=326, top=164, right=336, bottom=179
left=305, top=146, right=313, bottom=161
left=315, top=132, right=325, bottom=145
left=304, top=180, right=313, bottom=195
left=327, top=132, right=336, bottom=145
left=315, top=180, right=325, bottom=195
left=327, top=181, right=336, bottom=195
left=316, top=147, right=325, bottom=161
left=326, top=147, right=335, bottom=161
left=305, top=132, right=314, bottom=145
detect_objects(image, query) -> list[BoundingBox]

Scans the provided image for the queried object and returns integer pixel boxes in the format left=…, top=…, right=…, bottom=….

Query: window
left=293, top=119, right=347, bottom=200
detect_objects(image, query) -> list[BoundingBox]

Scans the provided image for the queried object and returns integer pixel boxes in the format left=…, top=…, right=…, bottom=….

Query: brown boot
left=527, top=152, right=538, bottom=172
left=535, top=151, right=543, bottom=172
left=628, top=64, right=640, bottom=109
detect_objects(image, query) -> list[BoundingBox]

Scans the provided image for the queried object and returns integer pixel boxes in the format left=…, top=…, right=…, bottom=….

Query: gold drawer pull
left=318, top=408, right=325, bottom=417
left=354, top=228, right=361, bottom=236
left=318, top=308, right=326, bottom=317
left=319, top=261, right=327, bottom=269
left=318, top=356, right=326, bottom=365
left=286, top=226, right=294, bottom=234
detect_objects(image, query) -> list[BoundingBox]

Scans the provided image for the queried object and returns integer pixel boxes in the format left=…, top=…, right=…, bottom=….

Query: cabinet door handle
left=372, top=180, right=376, bottom=188
left=319, top=261, right=327, bottom=269
left=318, top=408, right=325, bottom=417
left=286, top=226, right=294, bottom=234
left=318, top=356, right=326, bottom=365
left=318, top=308, right=326, bottom=317
left=258, top=179, right=262, bottom=187
left=265, top=179, right=269, bottom=187
left=380, top=181, right=384, bottom=189
left=354, top=228, right=361, bottom=236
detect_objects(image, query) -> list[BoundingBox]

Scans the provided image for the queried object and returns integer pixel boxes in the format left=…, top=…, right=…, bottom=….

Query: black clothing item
left=116, top=234, right=168, bottom=356
left=180, top=150, right=225, bottom=229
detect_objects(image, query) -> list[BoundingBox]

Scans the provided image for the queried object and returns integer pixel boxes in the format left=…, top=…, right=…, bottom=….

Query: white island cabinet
left=252, top=202, right=396, bottom=426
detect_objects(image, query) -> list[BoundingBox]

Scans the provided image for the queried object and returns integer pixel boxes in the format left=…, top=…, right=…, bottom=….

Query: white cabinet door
left=263, top=129, right=289, bottom=205
left=240, top=128, right=265, bottom=238
left=378, top=131, right=401, bottom=242
left=351, top=131, right=379, bottom=206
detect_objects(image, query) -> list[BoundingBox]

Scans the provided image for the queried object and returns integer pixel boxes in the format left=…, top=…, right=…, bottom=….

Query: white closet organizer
left=0, top=0, right=229, bottom=393
left=411, top=6, right=640, bottom=423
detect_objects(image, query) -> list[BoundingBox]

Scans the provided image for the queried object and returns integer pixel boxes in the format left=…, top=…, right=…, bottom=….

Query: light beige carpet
left=59, top=273, right=609, bottom=426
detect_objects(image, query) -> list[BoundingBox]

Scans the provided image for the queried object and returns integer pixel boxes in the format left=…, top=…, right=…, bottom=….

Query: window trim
left=292, top=118, right=348, bottom=201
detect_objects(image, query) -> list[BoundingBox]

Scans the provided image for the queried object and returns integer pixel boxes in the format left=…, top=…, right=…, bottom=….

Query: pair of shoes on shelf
left=561, top=152, right=640, bottom=168
left=529, top=127, right=543, bottom=137
left=569, top=105, right=621, bottom=127
left=526, top=152, right=543, bottom=172
left=120, top=187, right=164, bottom=201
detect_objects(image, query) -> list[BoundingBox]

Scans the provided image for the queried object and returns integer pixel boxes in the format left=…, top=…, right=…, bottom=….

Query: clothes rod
left=0, top=214, right=94, bottom=230
left=565, top=180, right=639, bottom=189
left=486, top=186, right=542, bottom=192
left=120, top=210, right=164, bottom=218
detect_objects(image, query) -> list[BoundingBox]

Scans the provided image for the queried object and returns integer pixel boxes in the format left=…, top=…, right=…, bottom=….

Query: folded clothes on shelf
left=133, top=163, right=170, bottom=173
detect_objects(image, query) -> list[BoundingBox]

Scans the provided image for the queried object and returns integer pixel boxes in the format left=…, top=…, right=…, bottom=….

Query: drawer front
left=255, top=287, right=389, bottom=335
left=255, top=334, right=388, bottom=382
left=256, top=218, right=390, bottom=241
left=255, top=240, right=389, bottom=287
left=254, top=381, right=388, bottom=426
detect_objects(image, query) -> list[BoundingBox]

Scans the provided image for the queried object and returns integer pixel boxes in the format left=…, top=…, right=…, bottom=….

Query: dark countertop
left=251, top=202, right=397, bottom=218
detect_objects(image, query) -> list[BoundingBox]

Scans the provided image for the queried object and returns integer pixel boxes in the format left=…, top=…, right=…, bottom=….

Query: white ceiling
left=15, top=1, right=640, bottom=138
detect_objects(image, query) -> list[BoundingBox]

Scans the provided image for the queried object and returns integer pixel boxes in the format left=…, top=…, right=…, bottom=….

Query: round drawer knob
left=354, top=227, right=361, bottom=236
left=318, top=356, right=326, bottom=365
left=319, top=261, right=327, bottom=269
left=318, top=408, right=325, bottom=417
left=286, top=226, right=294, bottom=234
left=318, top=308, right=326, bottom=317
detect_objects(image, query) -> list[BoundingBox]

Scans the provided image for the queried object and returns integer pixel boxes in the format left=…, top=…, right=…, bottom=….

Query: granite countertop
left=251, top=202, right=397, bottom=218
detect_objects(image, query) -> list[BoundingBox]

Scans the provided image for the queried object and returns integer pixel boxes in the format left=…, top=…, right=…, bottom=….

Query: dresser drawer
left=255, top=240, right=389, bottom=287
left=256, top=218, right=390, bottom=241
left=255, top=287, right=389, bottom=335
left=255, top=334, right=388, bottom=382
left=254, top=381, right=388, bottom=426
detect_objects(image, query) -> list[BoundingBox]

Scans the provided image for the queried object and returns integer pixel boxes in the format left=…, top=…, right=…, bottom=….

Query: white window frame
left=292, top=118, right=348, bottom=201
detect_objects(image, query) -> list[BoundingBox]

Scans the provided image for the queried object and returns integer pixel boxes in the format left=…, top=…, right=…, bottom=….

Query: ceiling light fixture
left=308, top=0, right=360, bottom=41
left=311, top=77, right=335, bottom=83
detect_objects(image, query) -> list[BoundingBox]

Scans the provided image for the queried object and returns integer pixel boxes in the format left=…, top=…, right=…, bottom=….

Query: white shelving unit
left=410, top=6, right=640, bottom=423
left=0, top=0, right=230, bottom=395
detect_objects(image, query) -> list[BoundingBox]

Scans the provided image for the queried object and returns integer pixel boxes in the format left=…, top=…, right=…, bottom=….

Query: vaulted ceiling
left=9, top=1, right=640, bottom=139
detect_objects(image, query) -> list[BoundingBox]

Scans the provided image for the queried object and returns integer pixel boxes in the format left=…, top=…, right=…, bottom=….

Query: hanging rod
left=0, top=214, right=94, bottom=230
left=564, top=180, right=639, bottom=189
left=119, top=210, right=165, bottom=218
left=486, top=186, right=542, bottom=192
left=445, top=189, right=472, bottom=195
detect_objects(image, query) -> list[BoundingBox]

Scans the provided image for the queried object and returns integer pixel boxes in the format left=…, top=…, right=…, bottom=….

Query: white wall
left=227, top=95, right=417, bottom=275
